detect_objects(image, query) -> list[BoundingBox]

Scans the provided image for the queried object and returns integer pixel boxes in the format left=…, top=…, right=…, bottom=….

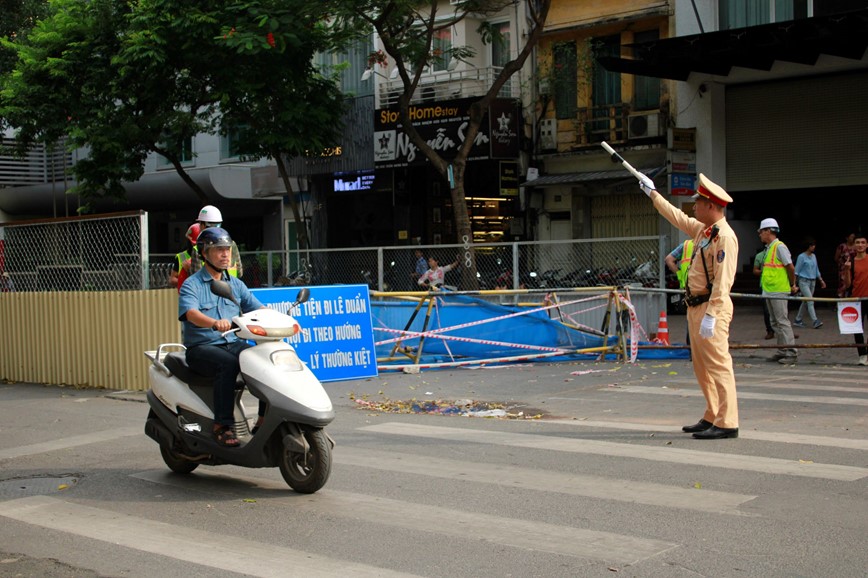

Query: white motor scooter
left=144, top=282, right=335, bottom=493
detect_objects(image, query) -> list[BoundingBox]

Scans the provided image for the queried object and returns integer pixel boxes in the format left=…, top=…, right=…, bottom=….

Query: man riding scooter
left=179, top=227, right=265, bottom=447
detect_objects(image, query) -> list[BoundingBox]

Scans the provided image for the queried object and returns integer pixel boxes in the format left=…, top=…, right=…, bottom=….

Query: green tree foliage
left=0, top=0, right=346, bottom=224
left=0, top=0, right=49, bottom=81
left=214, top=2, right=349, bottom=250
left=328, top=0, right=551, bottom=287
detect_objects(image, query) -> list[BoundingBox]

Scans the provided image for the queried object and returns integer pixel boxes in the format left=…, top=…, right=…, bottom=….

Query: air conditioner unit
left=539, top=119, right=557, bottom=151
left=628, top=112, right=661, bottom=139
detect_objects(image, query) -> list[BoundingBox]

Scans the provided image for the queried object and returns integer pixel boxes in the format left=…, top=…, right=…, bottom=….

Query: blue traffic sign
left=252, top=285, right=377, bottom=382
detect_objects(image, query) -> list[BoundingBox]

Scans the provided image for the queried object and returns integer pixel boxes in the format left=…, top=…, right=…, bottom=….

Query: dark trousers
left=762, top=300, right=773, bottom=333
left=186, top=341, right=262, bottom=427
left=855, top=310, right=868, bottom=357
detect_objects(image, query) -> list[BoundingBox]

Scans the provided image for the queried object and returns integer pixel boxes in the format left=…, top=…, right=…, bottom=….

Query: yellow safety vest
left=676, top=240, right=694, bottom=289
left=761, top=240, right=790, bottom=293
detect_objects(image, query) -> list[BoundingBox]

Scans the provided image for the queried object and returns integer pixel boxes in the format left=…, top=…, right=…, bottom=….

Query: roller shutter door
left=726, top=72, right=868, bottom=191
left=590, top=193, right=659, bottom=237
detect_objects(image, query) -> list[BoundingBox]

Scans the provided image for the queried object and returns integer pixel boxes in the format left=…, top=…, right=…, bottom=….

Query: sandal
left=251, top=416, right=265, bottom=435
left=213, top=425, right=240, bottom=447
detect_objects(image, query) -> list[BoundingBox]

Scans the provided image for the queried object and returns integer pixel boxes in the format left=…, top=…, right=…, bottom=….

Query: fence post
left=512, top=242, right=519, bottom=290
left=267, top=251, right=273, bottom=287
left=140, top=212, right=149, bottom=290
left=377, top=247, right=384, bottom=292
left=658, top=235, right=668, bottom=289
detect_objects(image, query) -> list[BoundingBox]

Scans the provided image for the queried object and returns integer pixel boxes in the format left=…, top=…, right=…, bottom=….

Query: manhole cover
left=0, top=475, right=79, bottom=498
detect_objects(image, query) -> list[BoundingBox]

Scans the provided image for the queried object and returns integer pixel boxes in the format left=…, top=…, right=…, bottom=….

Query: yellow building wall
left=547, top=0, right=669, bottom=32
left=0, top=289, right=181, bottom=391
left=537, top=0, right=671, bottom=151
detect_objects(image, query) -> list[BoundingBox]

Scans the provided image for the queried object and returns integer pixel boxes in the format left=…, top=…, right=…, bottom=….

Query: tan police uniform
left=652, top=174, right=739, bottom=429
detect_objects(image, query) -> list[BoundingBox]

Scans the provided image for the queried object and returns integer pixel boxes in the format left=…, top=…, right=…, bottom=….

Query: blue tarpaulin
left=372, top=293, right=688, bottom=364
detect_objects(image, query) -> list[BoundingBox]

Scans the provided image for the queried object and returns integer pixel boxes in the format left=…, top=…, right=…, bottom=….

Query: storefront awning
left=522, top=166, right=664, bottom=188
left=597, top=8, right=868, bottom=81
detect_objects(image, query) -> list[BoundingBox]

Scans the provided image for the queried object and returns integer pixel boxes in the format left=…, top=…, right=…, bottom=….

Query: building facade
left=542, top=0, right=868, bottom=286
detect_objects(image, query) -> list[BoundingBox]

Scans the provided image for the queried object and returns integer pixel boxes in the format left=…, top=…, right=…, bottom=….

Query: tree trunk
left=450, top=158, right=479, bottom=290
left=164, top=156, right=210, bottom=205
left=276, top=155, right=310, bottom=250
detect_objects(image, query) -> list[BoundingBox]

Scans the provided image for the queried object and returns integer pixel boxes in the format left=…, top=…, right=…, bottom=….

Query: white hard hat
left=758, top=218, right=779, bottom=232
left=197, top=205, right=223, bottom=224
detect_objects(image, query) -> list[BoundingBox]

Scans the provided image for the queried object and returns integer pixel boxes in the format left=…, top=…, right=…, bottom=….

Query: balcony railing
left=574, top=103, right=630, bottom=147
left=376, top=66, right=520, bottom=107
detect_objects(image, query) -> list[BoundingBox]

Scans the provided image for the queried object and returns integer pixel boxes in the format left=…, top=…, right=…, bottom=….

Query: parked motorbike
left=144, top=282, right=334, bottom=494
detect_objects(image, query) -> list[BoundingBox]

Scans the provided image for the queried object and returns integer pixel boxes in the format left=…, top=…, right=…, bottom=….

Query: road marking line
left=359, top=423, right=867, bottom=481
left=133, top=471, right=678, bottom=564
left=0, top=496, right=419, bottom=578
left=738, top=373, right=868, bottom=386
left=606, top=386, right=868, bottom=407
left=0, top=427, right=142, bottom=461
left=536, top=419, right=868, bottom=451
left=334, top=447, right=756, bottom=516
left=635, top=378, right=867, bottom=394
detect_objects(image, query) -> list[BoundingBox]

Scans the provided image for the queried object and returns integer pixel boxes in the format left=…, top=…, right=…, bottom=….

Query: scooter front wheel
left=160, top=442, right=199, bottom=474
left=278, top=427, right=331, bottom=494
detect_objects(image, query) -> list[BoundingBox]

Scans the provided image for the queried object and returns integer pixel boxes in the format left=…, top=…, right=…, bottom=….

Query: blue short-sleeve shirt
left=179, top=267, right=263, bottom=347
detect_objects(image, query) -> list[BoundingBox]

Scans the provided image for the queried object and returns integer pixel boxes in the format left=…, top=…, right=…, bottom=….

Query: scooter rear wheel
left=160, top=443, right=199, bottom=474
left=278, top=427, right=331, bottom=494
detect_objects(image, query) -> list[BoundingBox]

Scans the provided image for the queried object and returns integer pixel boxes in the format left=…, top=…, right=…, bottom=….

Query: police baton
left=601, top=141, right=645, bottom=182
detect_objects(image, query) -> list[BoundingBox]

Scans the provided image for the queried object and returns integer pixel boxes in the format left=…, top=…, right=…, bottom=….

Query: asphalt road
left=1, top=340, right=866, bottom=577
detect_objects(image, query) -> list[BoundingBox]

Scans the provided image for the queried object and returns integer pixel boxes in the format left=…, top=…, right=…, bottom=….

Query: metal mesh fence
left=267, top=236, right=670, bottom=292
left=0, top=218, right=668, bottom=294
left=0, top=212, right=148, bottom=291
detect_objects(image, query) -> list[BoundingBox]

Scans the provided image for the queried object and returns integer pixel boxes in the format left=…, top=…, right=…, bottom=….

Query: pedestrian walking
left=841, top=234, right=868, bottom=366
left=835, top=231, right=857, bottom=298
left=793, top=237, right=826, bottom=329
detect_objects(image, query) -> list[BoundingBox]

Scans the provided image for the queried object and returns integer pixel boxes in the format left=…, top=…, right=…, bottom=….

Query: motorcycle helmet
left=197, top=205, right=223, bottom=227
left=185, top=223, right=201, bottom=244
left=197, top=227, right=233, bottom=257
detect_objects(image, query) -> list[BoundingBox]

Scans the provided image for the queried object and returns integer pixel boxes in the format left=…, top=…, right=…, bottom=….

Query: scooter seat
left=164, top=353, right=214, bottom=388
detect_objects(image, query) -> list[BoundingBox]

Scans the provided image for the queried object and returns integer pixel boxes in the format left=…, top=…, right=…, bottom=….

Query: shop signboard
left=670, top=173, right=697, bottom=196
left=374, top=97, right=519, bottom=168
left=500, top=161, right=519, bottom=196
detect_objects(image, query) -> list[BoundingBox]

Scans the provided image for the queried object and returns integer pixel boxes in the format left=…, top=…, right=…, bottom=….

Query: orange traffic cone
left=656, top=310, right=670, bottom=345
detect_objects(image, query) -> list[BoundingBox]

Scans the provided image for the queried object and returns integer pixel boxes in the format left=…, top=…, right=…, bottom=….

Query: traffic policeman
left=639, top=173, right=740, bottom=439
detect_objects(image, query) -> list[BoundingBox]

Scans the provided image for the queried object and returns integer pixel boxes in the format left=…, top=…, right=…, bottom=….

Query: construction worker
left=189, top=205, right=243, bottom=278
left=169, top=223, right=200, bottom=292
left=665, top=240, right=694, bottom=290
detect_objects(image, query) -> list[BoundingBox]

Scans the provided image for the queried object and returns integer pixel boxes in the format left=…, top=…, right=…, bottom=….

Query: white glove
left=699, top=314, right=716, bottom=339
left=638, top=174, right=656, bottom=197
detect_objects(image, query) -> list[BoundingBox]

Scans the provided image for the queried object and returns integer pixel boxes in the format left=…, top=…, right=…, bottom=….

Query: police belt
left=684, top=291, right=711, bottom=307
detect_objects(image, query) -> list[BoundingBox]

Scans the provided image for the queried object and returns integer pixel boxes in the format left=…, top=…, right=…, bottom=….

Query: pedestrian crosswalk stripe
left=0, top=426, right=142, bottom=461
left=359, top=423, right=867, bottom=481
left=336, top=447, right=757, bottom=516
left=606, top=386, right=868, bottom=407
left=0, top=495, right=420, bottom=578
left=537, top=419, right=868, bottom=451
left=633, top=377, right=867, bottom=394
left=132, top=470, right=678, bottom=564
left=738, top=373, right=868, bottom=386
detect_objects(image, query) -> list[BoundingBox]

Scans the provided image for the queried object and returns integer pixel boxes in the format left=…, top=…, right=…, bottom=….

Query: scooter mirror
left=295, top=287, right=310, bottom=304
left=211, top=278, right=239, bottom=306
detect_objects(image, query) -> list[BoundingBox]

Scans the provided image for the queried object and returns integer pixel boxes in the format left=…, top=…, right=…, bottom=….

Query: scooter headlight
left=270, top=350, right=303, bottom=371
